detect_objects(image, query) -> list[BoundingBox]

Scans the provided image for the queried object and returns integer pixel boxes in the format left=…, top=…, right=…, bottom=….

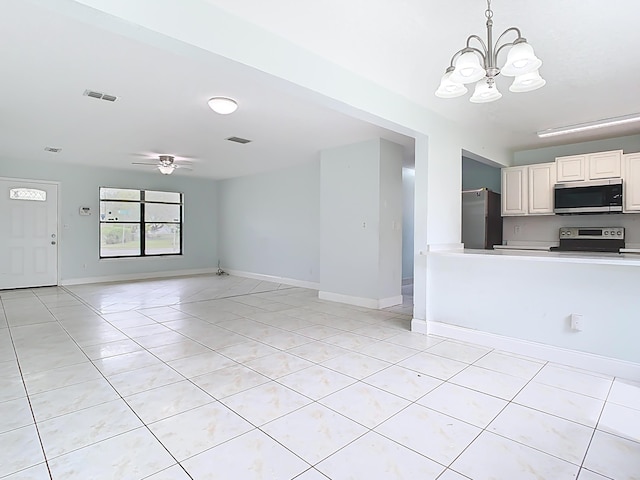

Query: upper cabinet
left=556, top=154, right=587, bottom=182
left=528, top=162, right=556, bottom=215
left=556, top=150, right=622, bottom=182
left=623, top=153, right=640, bottom=212
left=501, top=166, right=528, bottom=216
left=589, top=150, right=622, bottom=179
left=501, top=163, right=555, bottom=216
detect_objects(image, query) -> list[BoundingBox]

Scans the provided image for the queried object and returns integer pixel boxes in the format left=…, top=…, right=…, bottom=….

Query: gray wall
left=217, top=160, right=320, bottom=283
left=402, top=168, right=415, bottom=281
left=513, top=134, right=640, bottom=166
left=462, top=156, right=501, bottom=193
left=320, top=138, right=403, bottom=303
left=0, top=159, right=218, bottom=283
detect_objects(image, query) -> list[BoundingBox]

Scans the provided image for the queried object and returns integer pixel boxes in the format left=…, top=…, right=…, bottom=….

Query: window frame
left=99, top=187, right=183, bottom=259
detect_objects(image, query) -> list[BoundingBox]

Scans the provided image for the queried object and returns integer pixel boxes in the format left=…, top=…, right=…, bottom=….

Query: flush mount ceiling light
left=537, top=113, right=640, bottom=138
left=435, top=0, right=544, bottom=103
left=208, top=97, right=238, bottom=115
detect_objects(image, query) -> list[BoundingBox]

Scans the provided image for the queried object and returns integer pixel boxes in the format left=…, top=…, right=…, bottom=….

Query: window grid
left=99, top=188, right=183, bottom=259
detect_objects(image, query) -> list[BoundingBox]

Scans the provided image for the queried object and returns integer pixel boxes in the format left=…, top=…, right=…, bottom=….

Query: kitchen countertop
left=441, top=248, right=640, bottom=266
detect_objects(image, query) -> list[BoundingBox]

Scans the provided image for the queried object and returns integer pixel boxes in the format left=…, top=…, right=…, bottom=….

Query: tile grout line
left=1, top=289, right=54, bottom=480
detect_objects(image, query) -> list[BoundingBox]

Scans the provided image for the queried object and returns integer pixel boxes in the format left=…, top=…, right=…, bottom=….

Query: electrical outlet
left=514, top=225, right=521, bottom=235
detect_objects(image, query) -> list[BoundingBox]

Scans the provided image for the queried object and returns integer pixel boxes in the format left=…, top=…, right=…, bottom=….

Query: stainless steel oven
left=554, top=178, right=623, bottom=214
left=550, top=227, right=625, bottom=252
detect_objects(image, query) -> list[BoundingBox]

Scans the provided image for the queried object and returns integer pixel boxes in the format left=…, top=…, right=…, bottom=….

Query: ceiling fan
left=132, top=155, right=193, bottom=175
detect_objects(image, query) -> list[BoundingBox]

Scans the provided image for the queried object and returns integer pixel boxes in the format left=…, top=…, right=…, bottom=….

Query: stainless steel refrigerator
left=462, top=189, right=503, bottom=249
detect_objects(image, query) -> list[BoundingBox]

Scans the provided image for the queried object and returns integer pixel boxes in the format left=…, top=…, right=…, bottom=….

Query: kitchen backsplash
left=503, top=214, right=640, bottom=248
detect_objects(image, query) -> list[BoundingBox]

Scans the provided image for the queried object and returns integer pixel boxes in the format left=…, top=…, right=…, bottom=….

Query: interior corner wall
left=402, top=168, right=415, bottom=282
left=217, top=160, right=320, bottom=283
left=0, top=157, right=218, bottom=283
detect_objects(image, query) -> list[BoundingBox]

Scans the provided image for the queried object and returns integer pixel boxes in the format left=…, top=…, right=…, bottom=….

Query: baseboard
left=61, top=267, right=219, bottom=286
left=427, top=321, right=640, bottom=380
left=411, top=318, right=428, bottom=334
left=224, top=269, right=320, bottom=290
left=318, top=291, right=402, bottom=310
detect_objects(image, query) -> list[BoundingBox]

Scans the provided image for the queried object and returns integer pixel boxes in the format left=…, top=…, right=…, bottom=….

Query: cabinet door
left=588, top=150, right=622, bottom=179
left=624, top=153, right=640, bottom=212
left=501, top=167, right=528, bottom=216
left=556, top=155, right=586, bottom=182
left=528, top=162, right=556, bottom=215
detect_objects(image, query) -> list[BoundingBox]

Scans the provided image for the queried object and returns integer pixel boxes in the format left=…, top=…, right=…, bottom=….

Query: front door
left=0, top=179, right=59, bottom=289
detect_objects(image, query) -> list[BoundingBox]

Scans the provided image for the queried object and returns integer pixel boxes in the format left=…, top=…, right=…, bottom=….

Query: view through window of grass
left=99, top=187, right=182, bottom=258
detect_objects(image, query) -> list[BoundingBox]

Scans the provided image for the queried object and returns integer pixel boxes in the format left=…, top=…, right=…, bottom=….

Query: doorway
left=0, top=178, right=59, bottom=289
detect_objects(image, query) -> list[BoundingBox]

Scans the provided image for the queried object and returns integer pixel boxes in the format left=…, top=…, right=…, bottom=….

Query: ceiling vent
left=83, top=89, right=118, bottom=102
left=44, top=147, right=62, bottom=153
left=226, top=136, right=252, bottom=144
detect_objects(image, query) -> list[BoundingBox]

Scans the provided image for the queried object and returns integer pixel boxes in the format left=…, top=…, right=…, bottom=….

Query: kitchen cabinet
left=556, top=154, right=587, bottom=182
left=623, top=153, right=640, bottom=212
left=589, top=150, right=622, bottom=179
left=556, top=150, right=622, bottom=182
left=502, top=163, right=555, bottom=216
left=528, top=162, right=556, bottom=215
left=501, top=166, right=528, bottom=216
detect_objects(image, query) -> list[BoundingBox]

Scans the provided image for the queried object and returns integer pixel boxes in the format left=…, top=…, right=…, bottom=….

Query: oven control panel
left=559, top=227, right=625, bottom=239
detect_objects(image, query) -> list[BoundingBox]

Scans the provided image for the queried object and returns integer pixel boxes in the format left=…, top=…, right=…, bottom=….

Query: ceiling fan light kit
left=132, top=154, right=193, bottom=175
left=208, top=96, right=238, bottom=114
left=435, top=0, right=544, bottom=102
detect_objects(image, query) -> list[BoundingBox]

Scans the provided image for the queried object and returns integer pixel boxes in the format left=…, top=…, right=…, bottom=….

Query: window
left=99, top=187, right=183, bottom=258
left=10, top=188, right=47, bottom=201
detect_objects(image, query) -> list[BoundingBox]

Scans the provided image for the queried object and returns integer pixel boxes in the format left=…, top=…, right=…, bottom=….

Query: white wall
left=217, top=161, right=320, bottom=283
left=428, top=252, right=640, bottom=365
left=402, top=168, right=415, bottom=281
left=0, top=158, right=218, bottom=283
left=514, top=134, right=640, bottom=166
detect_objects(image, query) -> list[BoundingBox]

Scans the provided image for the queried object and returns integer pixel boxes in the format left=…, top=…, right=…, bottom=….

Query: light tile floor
left=1, top=274, right=639, bottom=479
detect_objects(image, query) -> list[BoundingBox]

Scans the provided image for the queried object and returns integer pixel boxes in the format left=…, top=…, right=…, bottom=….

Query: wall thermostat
left=79, top=206, right=92, bottom=216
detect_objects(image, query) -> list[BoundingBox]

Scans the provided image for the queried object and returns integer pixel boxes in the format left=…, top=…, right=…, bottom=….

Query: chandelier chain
left=485, top=0, right=493, bottom=20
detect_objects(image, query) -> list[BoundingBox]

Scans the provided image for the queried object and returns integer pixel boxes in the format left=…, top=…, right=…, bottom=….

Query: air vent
left=226, top=136, right=252, bottom=144
left=44, top=147, right=62, bottom=153
left=83, top=89, right=118, bottom=102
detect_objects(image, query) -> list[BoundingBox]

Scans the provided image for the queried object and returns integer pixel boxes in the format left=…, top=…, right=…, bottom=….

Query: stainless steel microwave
left=553, top=178, right=623, bottom=214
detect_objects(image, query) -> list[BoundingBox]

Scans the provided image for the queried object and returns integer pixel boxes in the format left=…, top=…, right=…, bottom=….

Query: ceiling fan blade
left=175, top=164, right=193, bottom=171
left=132, top=162, right=158, bottom=166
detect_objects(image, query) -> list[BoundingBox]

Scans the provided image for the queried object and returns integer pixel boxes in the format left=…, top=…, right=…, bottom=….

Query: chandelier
left=435, top=0, right=545, bottom=103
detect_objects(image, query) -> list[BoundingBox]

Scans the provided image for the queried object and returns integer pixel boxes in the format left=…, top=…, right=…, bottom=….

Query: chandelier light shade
left=157, top=164, right=176, bottom=175
left=509, top=71, right=546, bottom=93
left=470, top=80, right=502, bottom=103
left=436, top=0, right=544, bottom=103
left=435, top=68, right=469, bottom=98
left=208, top=96, right=238, bottom=114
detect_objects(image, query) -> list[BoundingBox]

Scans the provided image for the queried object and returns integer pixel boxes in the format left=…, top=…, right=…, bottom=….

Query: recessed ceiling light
left=208, top=97, right=238, bottom=115
left=537, top=113, right=640, bottom=138
left=44, top=147, right=62, bottom=153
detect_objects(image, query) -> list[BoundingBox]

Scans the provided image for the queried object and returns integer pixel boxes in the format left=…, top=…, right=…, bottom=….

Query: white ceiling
left=3, top=0, right=640, bottom=179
